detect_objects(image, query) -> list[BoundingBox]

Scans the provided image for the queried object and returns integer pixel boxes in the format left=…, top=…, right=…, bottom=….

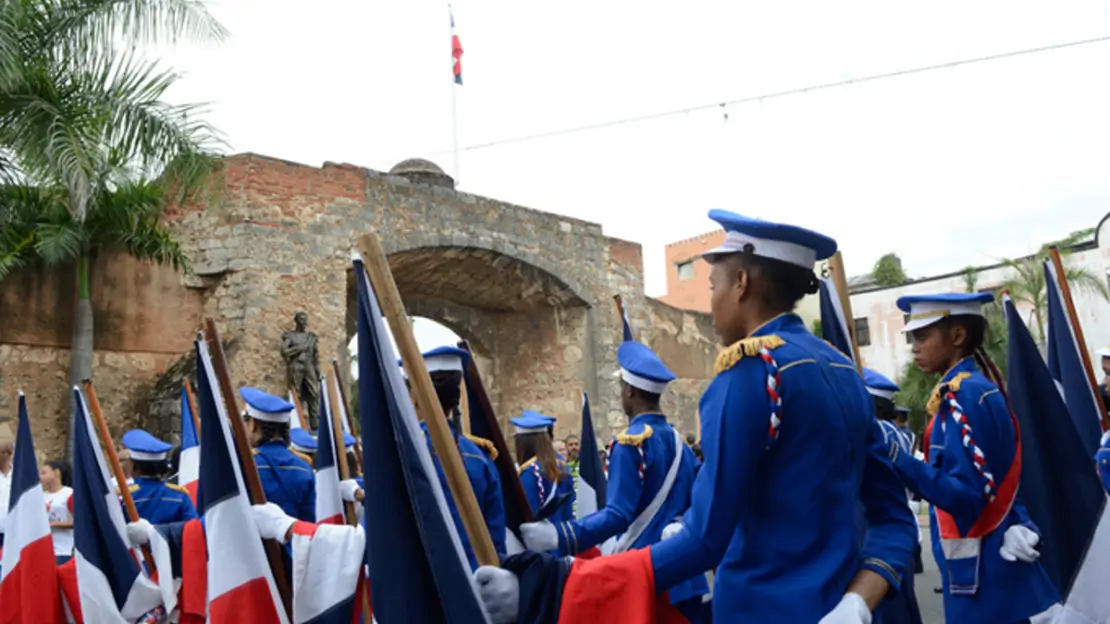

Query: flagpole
left=183, top=380, right=201, bottom=439
left=1048, top=247, right=1109, bottom=429
left=828, top=252, right=863, bottom=372
left=452, top=82, right=460, bottom=187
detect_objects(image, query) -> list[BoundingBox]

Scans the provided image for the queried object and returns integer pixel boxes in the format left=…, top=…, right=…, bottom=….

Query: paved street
left=913, top=529, right=945, bottom=623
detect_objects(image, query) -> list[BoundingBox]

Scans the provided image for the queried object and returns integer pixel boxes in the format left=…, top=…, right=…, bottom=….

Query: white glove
left=339, top=479, right=363, bottom=503
left=125, top=519, right=153, bottom=547
left=520, top=520, right=559, bottom=551
left=661, top=521, right=684, bottom=541
left=475, top=566, right=519, bottom=624
left=818, top=592, right=871, bottom=624
left=1000, top=525, right=1041, bottom=563
left=252, top=502, right=296, bottom=544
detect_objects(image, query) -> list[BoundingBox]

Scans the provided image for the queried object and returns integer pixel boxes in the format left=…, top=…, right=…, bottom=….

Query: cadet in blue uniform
left=513, top=411, right=575, bottom=525
left=862, top=369, right=924, bottom=624
left=120, top=429, right=198, bottom=524
left=893, top=405, right=925, bottom=574
left=1098, top=431, right=1110, bottom=497
left=888, top=293, right=1058, bottom=623
left=406, top=346, right=507, bottom=569
left=289, top=428, right=317, bottom=467
left=520, top=341, right=709, bottom=622
left=242, top=387, right=316, bottom=522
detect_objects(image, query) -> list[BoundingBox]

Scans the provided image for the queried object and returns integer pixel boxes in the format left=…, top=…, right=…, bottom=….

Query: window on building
left=903, top=314, right=913, bottom=344
left=854, top=317, right=871, bottom=347
left=677, top=261, right=695, bottom=281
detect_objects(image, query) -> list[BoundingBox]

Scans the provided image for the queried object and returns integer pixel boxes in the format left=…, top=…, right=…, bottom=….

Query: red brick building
left=657, top=230, right=725, bottom=312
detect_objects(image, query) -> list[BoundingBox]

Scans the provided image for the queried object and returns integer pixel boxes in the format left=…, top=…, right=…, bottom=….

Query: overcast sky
left=156, top=0, right=1110, bottom=297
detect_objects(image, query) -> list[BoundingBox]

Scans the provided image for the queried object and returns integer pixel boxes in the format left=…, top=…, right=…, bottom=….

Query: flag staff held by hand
left=1048, top=247, right=1110, bottom=429
left=827, top=252, right=863, bottom=372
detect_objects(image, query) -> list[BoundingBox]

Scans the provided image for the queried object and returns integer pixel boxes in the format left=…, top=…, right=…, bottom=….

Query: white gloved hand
left=125, top=519, right=153, bottom=547
left=252, top=502, right=296, bottom=544
left=818, top=592, right=871, bottom=624
left=661, top=521, right=684, bottom=541
left=475, top=566, right=520, bottom=624
left=520, top=520, right=559, bottom=551
left=1000, top=525, right=1041, bottom=563
left=339, top=479, right=363, bottom=503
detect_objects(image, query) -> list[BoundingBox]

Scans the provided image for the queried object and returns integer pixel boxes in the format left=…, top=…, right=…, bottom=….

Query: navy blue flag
left=620, top=300, right=634, bottom=342
left=575, top=392, right=606, bottom=518
left=1005, top=294, right=1108, bottom=600
left=71, top=388, right=163, bottom=620
left=354, top=255, right=490, bottom=623
left=1044, top=261, right=1105, bottom=456
left=819, top=277, right=855, bottom=363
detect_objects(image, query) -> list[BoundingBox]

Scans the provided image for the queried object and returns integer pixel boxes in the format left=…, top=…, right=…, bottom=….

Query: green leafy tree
left=0, top=0, right=225, bottom=459
left=871, top=253, right=908, bottom=287
left=810, top=318, right=822, bottom=337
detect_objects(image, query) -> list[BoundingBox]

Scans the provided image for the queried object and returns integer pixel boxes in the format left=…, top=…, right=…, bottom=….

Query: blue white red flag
left=178, top=386, right=200, bottom=505
left=315, top=377, right=345, bottom=526
left=450, top=8, right=464, bottom=85
left=818, top=277, right=855, bottom=363
left=575, top=392, right=606, bottom=519
left=354, top=252, right=490, bottom=622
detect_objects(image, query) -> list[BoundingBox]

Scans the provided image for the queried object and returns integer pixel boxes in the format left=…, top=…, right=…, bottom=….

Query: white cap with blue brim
left=897, top=292, right=994, bottom=334
left=701, top=209, right=838, bottom=269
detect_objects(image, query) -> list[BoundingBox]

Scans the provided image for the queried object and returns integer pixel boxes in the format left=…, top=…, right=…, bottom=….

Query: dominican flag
left=195, top=338, right=289, bottom=624
left=818, top=277, right=855, bottom=363
left=70, top=387, right=165, bottom=623
left=450, top=7, right=463, bottom=85
left=0, top=392, right=65, bottom=623
left=178, top=387, right=200, bottom=506
left=1044, top=261, right=1105, bottom=456
left=354, top=253, right=490, bottom=622
left=315, top=378, right=345, bottom=526
left=576, top=392, right=606, bottom=518
left=1005, top=295, right=1110, bottom=622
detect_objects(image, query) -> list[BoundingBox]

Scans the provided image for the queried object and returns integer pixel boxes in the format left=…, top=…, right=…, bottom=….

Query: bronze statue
left=281, top=311, right=321, bottom=429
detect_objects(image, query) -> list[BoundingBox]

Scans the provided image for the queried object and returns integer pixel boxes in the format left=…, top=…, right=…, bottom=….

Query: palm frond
left=1065, top=267, right=1110, bottom=302
left=88, top=179, right=187, bottom=270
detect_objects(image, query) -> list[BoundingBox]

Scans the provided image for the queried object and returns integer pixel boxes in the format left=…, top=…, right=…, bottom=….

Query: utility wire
left=434, top=34, right=1110, bottom=155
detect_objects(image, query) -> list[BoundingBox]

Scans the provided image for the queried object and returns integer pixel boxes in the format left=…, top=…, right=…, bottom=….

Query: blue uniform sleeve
left=179, top=495, right=199, bottom=522
left=557, top=441, right=643, bottom=555
left=1098, top=448, right=1110, bottom=497
left=859, top=418, right=917, bottom=590
left=520, top=467, right=541, bottom=514
left=483, top=459, right=507, bottom=556
left=891, top=393, right=988, bottom=520
left=301, top=472, right=317, bottom=522
left=651, top=365, right=766, bottom=591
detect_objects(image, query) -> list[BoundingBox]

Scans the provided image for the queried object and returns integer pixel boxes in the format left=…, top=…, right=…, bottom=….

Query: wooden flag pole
left=614, top=294, right=627, bottom=338
left=183, top=380, right=201, bottom=439
left=81, top=380, right=157, bottom=574
left=288, top=389, right=309, bottom=431
left=357, top=232, right=499, bottom=567
left=1049, top=247, right=1110, bottom=430
left=828, top=252, right=863, bottom=373
left=331, top=359, right=363, bottom=471
left=458, top=376, right=471, bottom=433
left=203, top=318, right=294, bottom=617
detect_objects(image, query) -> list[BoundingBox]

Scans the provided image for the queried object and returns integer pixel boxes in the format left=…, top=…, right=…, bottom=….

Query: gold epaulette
left=127, top=484, right=139, bottom=494
left=823, top=340, right=855, bottom=366
left=926, top=372, right=972, bottom=416
left=618, top=424, right=653, bottom=447
left=165, top=483, right=190, bottom=495
left=464, top=434, right=499, bottom=460
left=291, top=449, right=315, bottom=468
left=714, top=335, right=786, bottom=375
left=518, top=456, right=537, bottom=475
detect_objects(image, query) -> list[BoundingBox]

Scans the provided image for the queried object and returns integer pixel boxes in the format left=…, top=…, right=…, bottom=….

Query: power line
left=434, top=34, right=1110, bottom=155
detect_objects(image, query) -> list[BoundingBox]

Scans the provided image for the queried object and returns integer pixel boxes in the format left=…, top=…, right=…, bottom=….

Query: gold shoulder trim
left=464, top=434, right=499, bottom=461
left=165, top=483, right=190, bottom=495
left=926, top=372, right=973, bottom=416
left=714, top=335, right=786, bottom=375
left=127, top=484, right=140, bottom=493
left=291, top=449, right=314, bottom=468
left=517, top=456, right=537, bottom=475
left=618, top=424, right=654, bottom=447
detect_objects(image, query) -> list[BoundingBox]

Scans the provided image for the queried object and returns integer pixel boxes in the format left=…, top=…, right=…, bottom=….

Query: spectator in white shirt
left=39, top=460, right=74, bottom=564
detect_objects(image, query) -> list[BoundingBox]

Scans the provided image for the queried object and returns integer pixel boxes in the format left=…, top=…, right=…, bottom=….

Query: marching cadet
left=289, top=428, right=317, bottom=467
left=893, top=405, right=926, bottom=575
left=862, top=369, right=924, bottom=624
left=1097, top=431, right=1110, bottom=496
left=888, top=292, right=1058, bottom=623
left=474, top=210, right=916, bottom=623
left=519, top=340, right=710, bottom=622
left=241, top=387, right=316, bottom=522
left=120, top=429, right=198, bottom=524
left=513, top=411, right=575, bottom=524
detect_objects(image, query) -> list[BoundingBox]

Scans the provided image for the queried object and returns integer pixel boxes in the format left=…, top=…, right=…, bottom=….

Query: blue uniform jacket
left=555, top=413, right=709, bottom=604
left=254, top=440, right=316, bottom=522
left=650, top=313, right=917, bottom=622
left=874, top=421, right=923, bottom=624
left=1097, top=441, right=1110, bottom=497
left=421, top=423, right=507, bottom=570
left=126, top=476, right=198, bottom=524
left=891, top=357, right=1058, bottom=623
left=519, top=457, right=575, bottom=525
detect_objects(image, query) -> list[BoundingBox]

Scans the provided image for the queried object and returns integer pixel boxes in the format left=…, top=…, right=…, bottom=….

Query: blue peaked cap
left=289, top=428, right=318, bottom=453
left=121, top=429, right=172, bottom=461
left=512, top=410, right=552, bottom=435
left=897, top=292, right=994, bottom=333
left=423, top=346, right=470, bottom=373
left=862, top=367, right=900, bottom=399
left=894, top=406, right=911, bottom=414
left=240, top=386, right=295, bottom=423
left=702, top=209, right=838, bottom=269
left=343, top=432, right=357, bottom=448
left=618, top=341, right=676, bottom=394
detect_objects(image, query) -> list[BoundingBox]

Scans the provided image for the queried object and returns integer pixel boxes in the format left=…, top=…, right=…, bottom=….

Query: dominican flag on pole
left=576, top=392, right=606, bottom=519
left=71, top=387, right=164, bottom=623
left=178, top=387, right=200, bottom=505
left=1004, top=295, right=1110, bottom=621
left=620, top=301, right=633, bottom=342
left=0, top=392, right=65, bottom=623
left=315, top=378, right=345, bottom=526
left=450, top=6, right=463, bottom=85
left=195, top=339, right=289, bottom=624
left=819, top=277, right=855, bottom=363
left=353, top=253, right=490, bottom=623
left=1044, top=261, right=1105, bottom=456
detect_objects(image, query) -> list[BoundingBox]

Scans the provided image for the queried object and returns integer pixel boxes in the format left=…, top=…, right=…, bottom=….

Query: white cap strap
left=620, top=369, right=669, bottom=394
left=129, top=450, right=167, bottom=462
left=704, top=230, right=817, bottom=268
left=866, top=387, right=896, bottom=401
left=246, top=403, right=294, bottom=423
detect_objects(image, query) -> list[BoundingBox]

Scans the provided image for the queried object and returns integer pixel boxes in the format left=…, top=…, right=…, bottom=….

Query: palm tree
left=0, top=0, right=225, bottom=459
left=1000, top=245, right=1108, bottom=347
